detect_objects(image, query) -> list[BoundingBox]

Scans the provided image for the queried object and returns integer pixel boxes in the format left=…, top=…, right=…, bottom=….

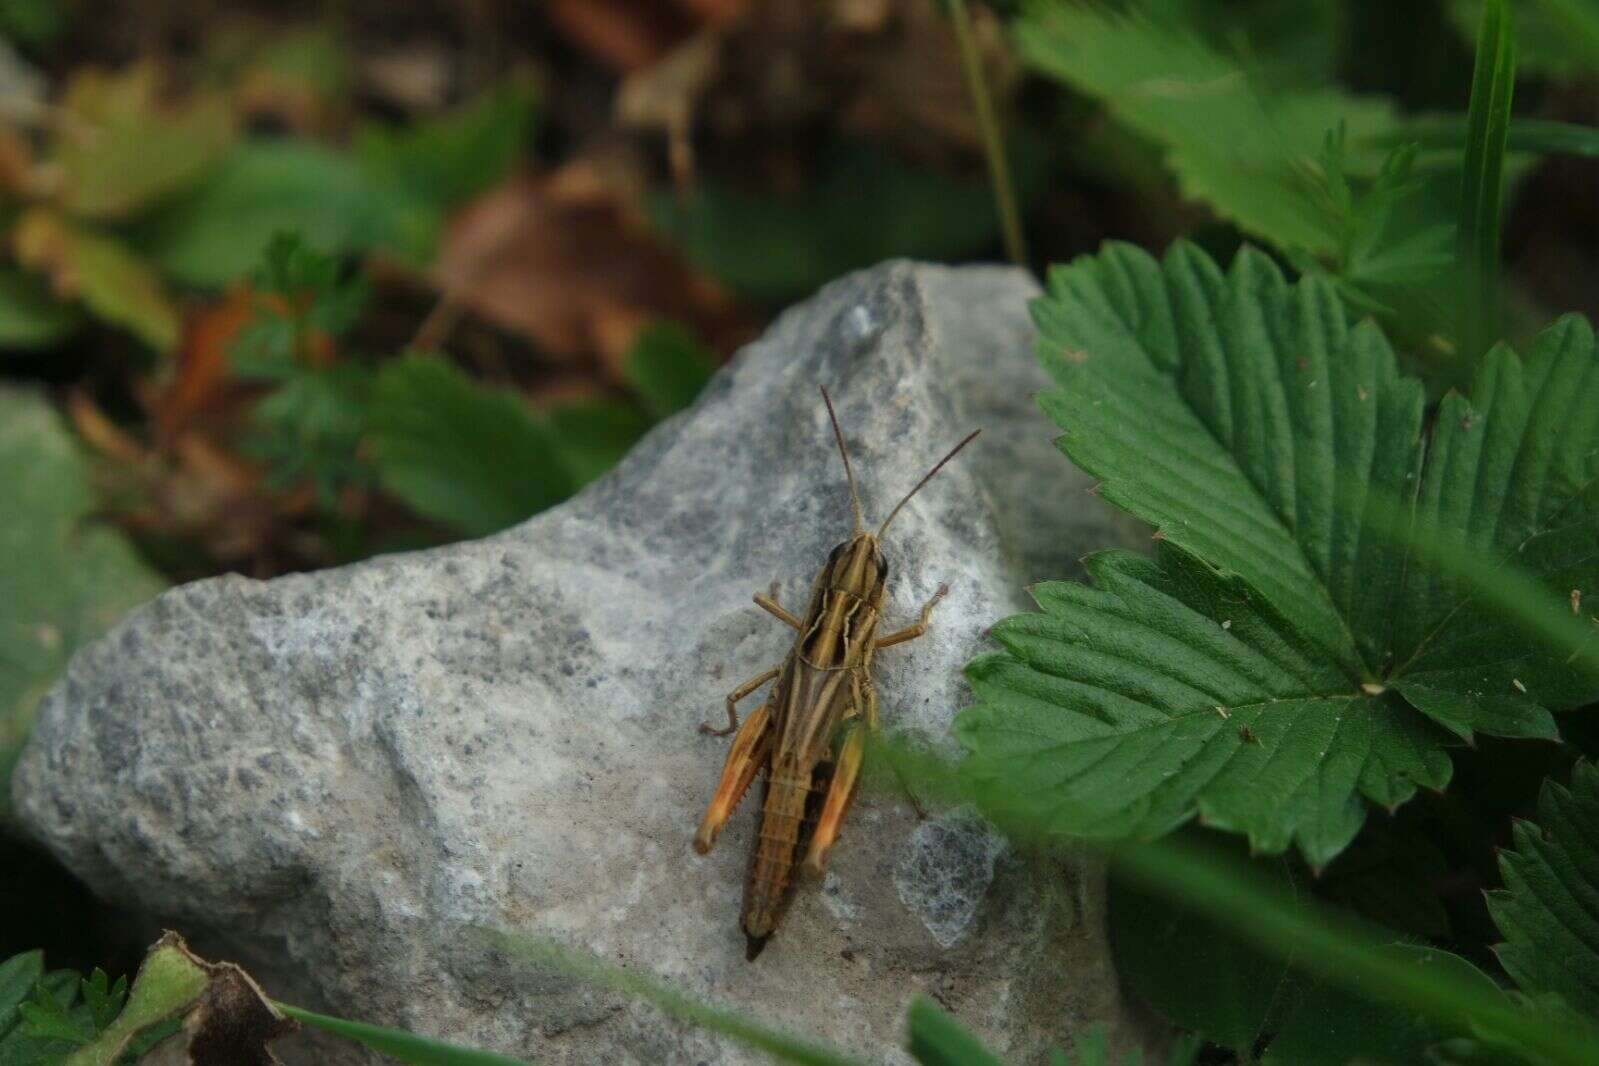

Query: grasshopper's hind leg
left=701, top=666, right=780, bottom=736
left=694, top=701, right=773, bottom=855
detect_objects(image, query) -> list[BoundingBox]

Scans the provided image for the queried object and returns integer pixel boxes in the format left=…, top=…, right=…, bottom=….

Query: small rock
left=15, top=261, right=1145, bottom=1063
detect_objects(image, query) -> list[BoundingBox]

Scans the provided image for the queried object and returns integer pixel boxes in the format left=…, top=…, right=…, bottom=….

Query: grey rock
left=14, top=261, right=1147, bottom=1064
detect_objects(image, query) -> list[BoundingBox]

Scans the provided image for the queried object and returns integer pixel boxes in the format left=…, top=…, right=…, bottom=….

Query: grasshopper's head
left=819, top=386, right=981, bottom=548
left=827, top=531, right=888, bottom=598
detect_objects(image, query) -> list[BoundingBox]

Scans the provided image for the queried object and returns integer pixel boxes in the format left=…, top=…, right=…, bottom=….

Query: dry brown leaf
left=430, top=160, right=752, bottom=373
left=616, top=0, right=1015, bottom=169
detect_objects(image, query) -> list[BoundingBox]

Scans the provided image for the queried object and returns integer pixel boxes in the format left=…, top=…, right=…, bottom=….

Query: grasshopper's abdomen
left=741, top=760, right=826, bottom=959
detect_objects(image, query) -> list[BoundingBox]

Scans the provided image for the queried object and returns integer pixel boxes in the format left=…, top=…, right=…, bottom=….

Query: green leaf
left=624, top=323, right=715, bottom=420
left=0, top=267, right=78, bottom=349
left=0, top=389, right=166, bottom=821
left=905, top=998, right=1005, bottom=1066
left=548, top=401, right=651, bottom=487
left=0, top=953, right=45, bottom=1037
left=1451, top=0, right=1599, bottom=78
left=369, top=356, right=574, bottom=538
left=133, top=140, right=422, bottom=288
left=53, top=63, right=234, bottom=219
left=1317, top=819, right=1452, bottom=939
left=1391, top=317, right=1599, bottom=740
left=961, top=544, right=1424, bottom=867
left=1262, top=945, right=1505, bottom=1065
left=958, top=242, right=1599, bottom=866
left=279, top=1003, right=530, bottom=1065
left=13, top=210, right=180, bottom=352
left=1014, top=2, right=1395, bottom=254
left=649, top=136, right=1046, bottom=304
left=357, top=82, right=536, bottom=212
left=78, top=972, right=124, bottom=1034
left=1109, top=844, right=1294, bottom=1050
left=1106, top=836, right=1594, bottom=1066
left=18, top=990, right=92, bottom=1046
left=1034, top=242, right=1422, bottom=676
left=1137, top=0, right=1350, bottom=88
left=1458, top=0, right=1517, bottom=361
left=1487, top=760, right=1599, bottom=1015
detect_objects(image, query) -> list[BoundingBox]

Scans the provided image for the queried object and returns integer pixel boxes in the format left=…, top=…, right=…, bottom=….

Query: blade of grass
left=491, top=935, right=870, bottom=1066
left=946, top=0, right=1028, bottom=268
left=1459, top=0, right=1517, bottom=363
left=276, top=1003, right=533, bottom=1065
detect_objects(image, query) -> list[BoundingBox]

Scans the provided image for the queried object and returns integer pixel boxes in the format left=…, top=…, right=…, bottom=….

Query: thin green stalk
left=1458, top=0, right=1517, bottom=364
left=277, top=1003, right=533, bottom=1065
left=946, top=0, right=1029, bottom=268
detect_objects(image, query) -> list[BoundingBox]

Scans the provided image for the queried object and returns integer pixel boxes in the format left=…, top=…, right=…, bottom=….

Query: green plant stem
left=946, top=0, right=1029, bottom=268
left=1458, top=0, right=1517, bottom=364
left=277, top=1003, right=533, bottom=1065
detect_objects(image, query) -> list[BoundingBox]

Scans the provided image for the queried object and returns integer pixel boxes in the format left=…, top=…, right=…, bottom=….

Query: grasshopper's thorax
left=798, top=532, right=887, bottom=668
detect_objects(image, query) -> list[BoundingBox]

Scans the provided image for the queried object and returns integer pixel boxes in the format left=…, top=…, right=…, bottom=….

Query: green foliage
left=133, top=140, right=421, bottom=287
left=905, top=999, right=1005, bottom=1066
left=0, top=950, right=190, bottom=1066
left=357, top=83, right=536, bottom=213
left=1487, top=761, right=1599, bottom=1016
left=0, top=269, right=79, bottom=350
left=1293, top=128, right=1453, bottom=311
left=369, top=356, right=574, bottom=538
left=957, top=241, right=1599, bottom=867
left=649, top=137, right=1046, bottom=304
left=0, top=388, right=166, bottom=821
left=624, top=323, right=716, bottom=421
left=1458, top=0, right=1517, bottom=361
left=230, top=234, right=375, bottom=506
left=0, top=0, right=67, bottom=47
left=1050, top=1025, right=1201, bottom=1066
left=277, top=1003, right=531, bottom=1066
left=1014, top=1, right=1395, bottom=255
left=1452, top=0, right=1599, bottom=77
left=1108, top=837, right=1595, bottom=1065
left=1110, top=851, right=1296, bottom=1050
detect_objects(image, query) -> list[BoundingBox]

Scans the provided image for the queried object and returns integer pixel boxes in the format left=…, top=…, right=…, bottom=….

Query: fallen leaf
left=12, top=208, right=181, bottom=352
left=615, top=0, right=1015, bottom=165
left=53, top=61, right=236, bottom=219
left=156, top=287, right=257, bottom=443
left=429, top=161, right=752, bottom=370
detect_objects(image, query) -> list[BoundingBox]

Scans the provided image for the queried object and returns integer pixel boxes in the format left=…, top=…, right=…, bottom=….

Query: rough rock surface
left=15, top=262, right=1146, bottom=1064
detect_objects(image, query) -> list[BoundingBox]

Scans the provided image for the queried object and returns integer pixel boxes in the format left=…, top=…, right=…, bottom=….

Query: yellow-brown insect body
left=693, top=387, right=978, bottom=961
left=742, top=534, right=886, bottom=955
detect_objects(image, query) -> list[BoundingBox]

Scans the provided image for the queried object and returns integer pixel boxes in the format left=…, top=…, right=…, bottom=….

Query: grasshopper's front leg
left=701, top=666, right=780, bottom=736
left=874, top=583, right=949, bottom=649
left=694, top=702, right=773, bottom=854
left=754, top=581, right=803, bottom=629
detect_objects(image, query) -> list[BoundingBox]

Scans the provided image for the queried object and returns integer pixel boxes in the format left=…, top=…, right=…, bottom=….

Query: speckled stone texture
left=14, top=261, right=1146, bottom=1064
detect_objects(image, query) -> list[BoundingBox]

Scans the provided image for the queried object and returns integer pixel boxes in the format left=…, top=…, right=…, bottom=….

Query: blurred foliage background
left=3, top=0, right=1599, bottom=1056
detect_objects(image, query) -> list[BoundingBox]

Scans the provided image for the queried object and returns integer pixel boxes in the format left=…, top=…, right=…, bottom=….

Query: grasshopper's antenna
left=878, top=429, right=981, bottom=538
left=820, top=386, right=866, bottom=534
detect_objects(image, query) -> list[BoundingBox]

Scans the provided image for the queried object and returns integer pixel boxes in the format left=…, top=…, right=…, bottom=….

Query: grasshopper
left=693, top=387, right=979, bottom=959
